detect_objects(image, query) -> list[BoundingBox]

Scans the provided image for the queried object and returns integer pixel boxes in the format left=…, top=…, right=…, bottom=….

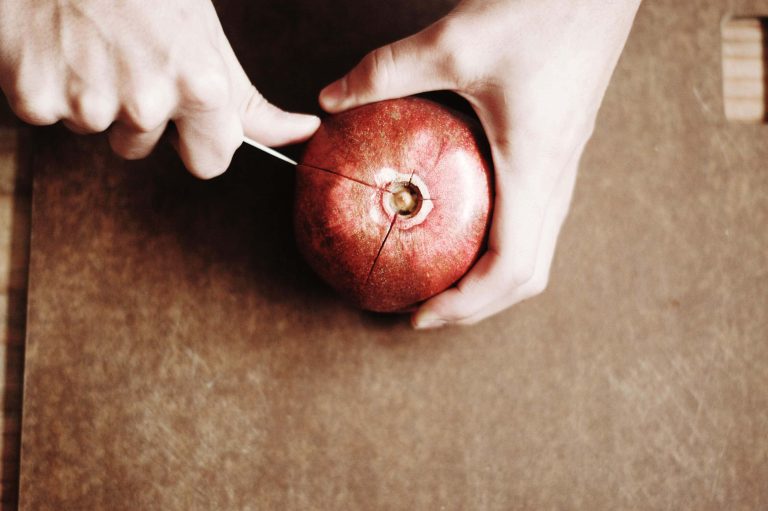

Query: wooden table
left=3, top=1, right=768, bottom=510
left=0, top=110, right=29, bottom=510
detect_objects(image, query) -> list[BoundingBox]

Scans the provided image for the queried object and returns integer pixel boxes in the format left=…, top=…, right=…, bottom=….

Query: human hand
left=319, top=0, right=640, bottom=328
left=0, top=0, right=319, bottom=178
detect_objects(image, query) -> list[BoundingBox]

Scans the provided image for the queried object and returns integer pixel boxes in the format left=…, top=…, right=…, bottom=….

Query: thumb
left=240, top=86, right=320, bottom=146
left=217, top=32, right=320, bottom=147
left=319, top=29, right=452, bottom=113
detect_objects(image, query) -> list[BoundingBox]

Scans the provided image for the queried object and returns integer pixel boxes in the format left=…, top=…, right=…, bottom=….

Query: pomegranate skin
left=294, top=97, right=492, bottom=313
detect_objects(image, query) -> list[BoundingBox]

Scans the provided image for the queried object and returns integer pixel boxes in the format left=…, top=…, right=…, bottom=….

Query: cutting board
left=18, top=0, right=768, bottom=509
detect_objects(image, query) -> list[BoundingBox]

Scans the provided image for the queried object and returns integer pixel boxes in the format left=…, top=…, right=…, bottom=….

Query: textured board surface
left=18, top=1, right=768, bottom=509
left=0, top=107, right=30, bottom=511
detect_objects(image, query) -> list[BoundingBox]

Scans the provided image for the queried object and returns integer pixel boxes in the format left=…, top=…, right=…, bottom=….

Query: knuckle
left=440, top=48, right=471, bottom=82
left=187, top=136, right=240, bottom=180
left=72, top=99, right=114, bottom=133
left=188, top=160, right=228, bottom=180
left=430, top=18, right=476, bottom=83
left=504, top=262, right=537, bottom=290
left=527, top=274, right=549, bottom=297
left=180, top=70, right=230, bottom=112
left=11, top=93, right=59, bottom=125
left=359, top=46, right=396, bottom=94
left=124, top=94, right=165, bottom=132
left=178, top=106, right=241, bottom=179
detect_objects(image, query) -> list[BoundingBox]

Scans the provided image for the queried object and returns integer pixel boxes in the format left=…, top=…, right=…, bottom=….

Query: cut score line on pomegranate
left=296, top=162, right=438, bottom=201
left=294, top=97, right=493, bottom=313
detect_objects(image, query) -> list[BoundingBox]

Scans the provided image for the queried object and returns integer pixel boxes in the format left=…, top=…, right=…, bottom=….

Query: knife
left=242, top=136, right=297, bottom=166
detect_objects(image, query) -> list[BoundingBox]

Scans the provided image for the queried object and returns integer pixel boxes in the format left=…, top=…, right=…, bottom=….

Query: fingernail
left=412, top=313, right=447, bottom=330
left=319, top=78, right=347, bottom=110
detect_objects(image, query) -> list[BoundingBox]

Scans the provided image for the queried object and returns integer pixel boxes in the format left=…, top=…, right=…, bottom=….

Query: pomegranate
left=294, top=97, right=492, bottom=312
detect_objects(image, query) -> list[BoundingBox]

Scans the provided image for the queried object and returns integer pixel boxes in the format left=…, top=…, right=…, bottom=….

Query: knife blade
left=242, top=136, right=297, bottom=166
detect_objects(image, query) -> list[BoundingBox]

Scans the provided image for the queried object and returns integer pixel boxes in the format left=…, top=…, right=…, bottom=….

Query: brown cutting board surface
left=18, top=0, right=768, bottom=509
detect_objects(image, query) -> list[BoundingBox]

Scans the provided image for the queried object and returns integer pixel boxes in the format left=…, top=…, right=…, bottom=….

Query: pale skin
left=322, top=0, right=642, bottom=328
left=0, top=0, right=641, bottom=328
left=0, top=0, right=320, bottom=177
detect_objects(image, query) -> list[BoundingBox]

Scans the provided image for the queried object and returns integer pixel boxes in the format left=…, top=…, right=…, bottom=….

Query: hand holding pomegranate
left=320, top=0, right=641, bottom=328
left=0, top=0, right=319, bottom=177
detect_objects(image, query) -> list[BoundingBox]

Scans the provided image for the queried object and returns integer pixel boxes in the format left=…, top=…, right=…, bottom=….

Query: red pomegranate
left=294, top=97, right=492, bottom=312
